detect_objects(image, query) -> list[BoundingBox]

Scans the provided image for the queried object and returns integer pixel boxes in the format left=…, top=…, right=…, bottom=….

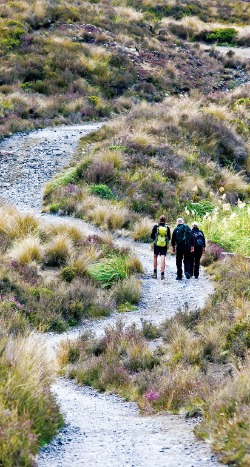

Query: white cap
left=177, top=218, right=184, bottom=224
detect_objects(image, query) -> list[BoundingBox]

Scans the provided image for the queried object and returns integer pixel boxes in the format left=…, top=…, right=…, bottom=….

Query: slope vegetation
left=0, top=205, right=142, bottom=464
left=0, top=0, right=249, bottom=138
left=44, top=84, right=250, bottom=249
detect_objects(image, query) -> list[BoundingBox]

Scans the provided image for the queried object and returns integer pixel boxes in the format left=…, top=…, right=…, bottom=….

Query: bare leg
left=154, top=255, right=158, bottom=270
left=161, top=255, right=166, bottom=273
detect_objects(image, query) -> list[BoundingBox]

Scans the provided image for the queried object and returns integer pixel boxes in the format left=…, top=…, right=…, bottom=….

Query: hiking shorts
left=154, top=244, right=167, bottom=256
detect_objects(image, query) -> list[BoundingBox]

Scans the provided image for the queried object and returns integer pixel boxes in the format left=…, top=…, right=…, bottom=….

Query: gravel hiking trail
left=201, top=44, right=250, bottom=60
left=0, top=125, right=219, bottom=467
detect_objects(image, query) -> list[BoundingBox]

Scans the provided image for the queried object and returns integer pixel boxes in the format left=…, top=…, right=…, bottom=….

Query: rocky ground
left=0, top=124, right=218, bottom=467
left=0, top=123, right=102, bottom=210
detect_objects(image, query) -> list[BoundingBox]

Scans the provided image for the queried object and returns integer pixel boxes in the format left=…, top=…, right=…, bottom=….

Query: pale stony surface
left=0, top=124, right=219, bottom=467
left=38, top=380, right=219, bottom=467
left=201, top=44, right=250, bottom=60
left=0, top=122, right=102, bottom=210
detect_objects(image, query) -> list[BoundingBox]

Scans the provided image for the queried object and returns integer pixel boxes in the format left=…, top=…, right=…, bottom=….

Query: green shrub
left=0, top=20, right=26, bottom=51
left=206, top=28, right=238, bottom=45
left=61, top=266, right=77, bottom=282
left=49, top=203, right=61, bottom=213
left=117, top=302, right=137, bottom=313
left=90, top=184, right=114, bottom=200
left=45, top=168, right=79, bottom=195
left=88, top=256, right=128, bottom=286
left=142, top=320, right=161, bottom=340
left=186, top=200, right=215, bottom=217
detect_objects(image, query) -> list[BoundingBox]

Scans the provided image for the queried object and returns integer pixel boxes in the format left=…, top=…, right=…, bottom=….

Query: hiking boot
left=186, top=274, right=191, bottom=279
left=152, top=271, right=157, bottom=279
left=194, top=276, right=198, bottom=279
left=161, top=273, right=165, bottom=280
left=176, top=276, right=182, bottom=280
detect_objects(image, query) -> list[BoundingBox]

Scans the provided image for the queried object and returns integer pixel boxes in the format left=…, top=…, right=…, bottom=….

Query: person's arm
left=190, top=231, right=194, bottom=252
left=151, top=225, right=157, bottom=240
left=190, top=231, right=194, bottom=247
left=167, top=226, right=171, bottom=241
left=202, top=231, right=206, bottom=249
left=171, top=228, right=176, bottom=249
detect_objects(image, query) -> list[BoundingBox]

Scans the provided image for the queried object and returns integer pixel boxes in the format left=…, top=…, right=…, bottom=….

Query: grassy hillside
left=61, top=254, right=250, bottom=466
left=0, top=205, right=142, bottom=464
left=0, top=0, right=249, bottom=139
left=1, top=1, right=249, bottom=463
left=0, top=205, right=142, bottom=332
left=43, top=84, right=250, bottom=247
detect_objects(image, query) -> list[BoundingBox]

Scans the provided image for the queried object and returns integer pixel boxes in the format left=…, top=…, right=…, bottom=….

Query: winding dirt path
left=0, top=125, right=219, bottom=467
left=200, top=43, right=250, bottom=60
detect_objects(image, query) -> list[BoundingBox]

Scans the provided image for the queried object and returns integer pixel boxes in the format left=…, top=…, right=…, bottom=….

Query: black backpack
left=175, top=224, right=191, bottom=247
left=192, top=230, right=204, bottom=248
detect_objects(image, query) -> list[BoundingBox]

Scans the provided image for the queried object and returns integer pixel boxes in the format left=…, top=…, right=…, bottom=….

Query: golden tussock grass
left=8, top=235, right=42, bottom=265
left=132, top=218, right=153, bottom=242
left=98, top=149, right=124, bottom=169
left=45, top=223, right=84, bottom=244
left=0, top=332, right=62, bottom=466
left=44, top=234, right=73, bottom=266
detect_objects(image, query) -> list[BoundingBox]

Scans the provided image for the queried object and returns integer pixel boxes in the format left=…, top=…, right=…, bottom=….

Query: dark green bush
left=206, top=28, right=238, bottom=45
left=90, top=184, right=114, bottom=200
left=61, top=266, right=77, bottom=282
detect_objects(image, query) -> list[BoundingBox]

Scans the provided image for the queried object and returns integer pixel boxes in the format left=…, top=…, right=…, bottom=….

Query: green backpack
left=156, top=225, right=168, bottom=247
left=175, top=224, right=191, bottom=247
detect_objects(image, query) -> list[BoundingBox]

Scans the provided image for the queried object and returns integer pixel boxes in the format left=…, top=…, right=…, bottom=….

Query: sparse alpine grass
left=61, top=255, right=250, bottom=465
left=0, top=0, right=247, bottom=140
left=44, top=85, right=250, bottom=240
left=0, top=332, right=63, bottom=466
left=0, top=205, right=143, bottom=331
left=200, top=203, right=250, bottom=256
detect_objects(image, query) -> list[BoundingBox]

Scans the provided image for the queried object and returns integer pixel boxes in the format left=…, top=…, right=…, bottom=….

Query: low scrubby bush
left=196, top=366, right=250, bottom=466
left=90, top=184, right=114, bottom=200
left=206, top=28, right=238, bottom=45
left=112, top=276, right=141, bottom=305
left=201, top=242, right=224, bottom=266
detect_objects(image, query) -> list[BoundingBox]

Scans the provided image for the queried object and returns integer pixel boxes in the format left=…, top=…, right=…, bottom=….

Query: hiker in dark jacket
left=151, top=215, right=171, bottom=280
left=190, top=221, right=206, bottom=279
left=171, top=218, right=192, bottom=280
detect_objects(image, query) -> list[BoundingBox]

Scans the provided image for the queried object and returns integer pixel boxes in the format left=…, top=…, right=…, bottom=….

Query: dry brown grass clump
left=8, top=235, right=42, bottom=265
left=0, top=332, right=62, bottom=466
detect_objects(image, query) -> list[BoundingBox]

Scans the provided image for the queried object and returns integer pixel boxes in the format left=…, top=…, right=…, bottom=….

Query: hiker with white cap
left=190, top=221, right=206, bottom=279
left=171, top=218, right=192, bottom=280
